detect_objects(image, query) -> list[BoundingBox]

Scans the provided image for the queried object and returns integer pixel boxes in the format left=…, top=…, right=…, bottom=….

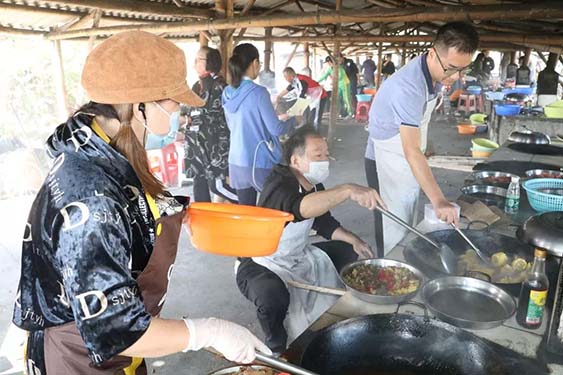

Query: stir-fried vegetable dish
left=343, top=265, right=420, bottom=296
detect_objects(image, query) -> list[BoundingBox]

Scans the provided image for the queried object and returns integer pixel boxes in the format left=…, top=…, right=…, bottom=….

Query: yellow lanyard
left=91, top=119, right=161, bottom=222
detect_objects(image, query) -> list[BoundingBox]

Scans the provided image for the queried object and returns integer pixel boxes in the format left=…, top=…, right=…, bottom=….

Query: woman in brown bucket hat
left=12, top=31, right=270, bottom=375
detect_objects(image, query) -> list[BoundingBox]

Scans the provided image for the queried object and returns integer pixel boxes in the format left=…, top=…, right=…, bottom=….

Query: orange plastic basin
left=363, top=88, right=377, bottom=96
left=186, top=203, right=294, bottom=257
left=457, top=124, right=477, bottom=135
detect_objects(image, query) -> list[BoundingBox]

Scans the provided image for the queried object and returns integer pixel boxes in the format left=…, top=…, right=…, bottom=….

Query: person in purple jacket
left=222, top=43, right=296, bottom=205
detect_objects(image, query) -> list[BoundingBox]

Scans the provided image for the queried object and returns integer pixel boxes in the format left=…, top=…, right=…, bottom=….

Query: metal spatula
left=376, top=207, right=458, bottom=274
left=450, top=223, right=493, bottom=266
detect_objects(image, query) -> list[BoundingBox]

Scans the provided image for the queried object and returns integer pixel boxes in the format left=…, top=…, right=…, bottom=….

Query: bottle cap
left=511, top=176, right=520, bottom=183
left=534, top=248, right=547, bottom=258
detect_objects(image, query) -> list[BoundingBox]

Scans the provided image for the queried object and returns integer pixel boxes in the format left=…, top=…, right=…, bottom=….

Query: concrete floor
left=0, top=112, right=474, bottom=374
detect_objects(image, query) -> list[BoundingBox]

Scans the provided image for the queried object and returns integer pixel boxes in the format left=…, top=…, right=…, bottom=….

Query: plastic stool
left=355, top=101, right=371, bottom=122
left=147, top=142, right=179, bottom=187
left=458, top=94, right=477, bottom=115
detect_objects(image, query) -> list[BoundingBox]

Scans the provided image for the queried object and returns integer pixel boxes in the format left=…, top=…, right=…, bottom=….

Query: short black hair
left=201, top=46, right=222, bottom=74
left=283, top=126, right=323, bottom=166
left=283, top=67, right=296, bottom=75
left=325, top=56, right=334, bottom=63
left=434, top=22, right=479, bottom=54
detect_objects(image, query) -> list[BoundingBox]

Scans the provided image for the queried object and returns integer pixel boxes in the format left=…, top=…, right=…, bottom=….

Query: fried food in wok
left=457, top=250, right=531, bottom=283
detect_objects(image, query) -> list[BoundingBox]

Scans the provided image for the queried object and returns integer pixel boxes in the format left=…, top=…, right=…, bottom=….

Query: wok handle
left=395, top=301, right=429, bottom=319
left=255, top=352, right=319, bottom=375
left=286, top=280, right=347, bottom=296
left=375, top=206, right=440, bottom=249
left=465, top=270, right=492, bottom=282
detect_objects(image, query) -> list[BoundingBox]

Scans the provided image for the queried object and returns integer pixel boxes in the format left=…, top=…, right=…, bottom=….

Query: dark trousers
left=235, top=240, right=357, bottom=352
left=237, top=187, right=258, bottom=206
left=365, top=158, right=384, bottom=258
left=193, top=176, right=238, bottom=203
left=350, top=78, right=358, bottom=114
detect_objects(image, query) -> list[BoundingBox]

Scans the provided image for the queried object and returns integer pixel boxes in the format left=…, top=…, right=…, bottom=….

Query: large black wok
left=403, top=228, right=559, bottom=296
left=300, top=311, right=506, bottom=375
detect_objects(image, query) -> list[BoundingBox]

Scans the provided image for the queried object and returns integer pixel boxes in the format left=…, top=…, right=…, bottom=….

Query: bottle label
left=505, top=196, right=520, bottom=210
left=526, top=290, right=547, bottom=325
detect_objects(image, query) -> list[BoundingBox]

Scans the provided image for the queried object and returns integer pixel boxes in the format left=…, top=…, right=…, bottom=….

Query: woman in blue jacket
left=222, top=43, right=295, bottom=205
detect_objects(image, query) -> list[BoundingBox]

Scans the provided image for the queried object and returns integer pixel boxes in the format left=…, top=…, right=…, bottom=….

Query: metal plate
left=421, top=276, right=516, bottom=330
left=525, top=169, right=563, bottom=179
left=508, top=131, right=551, bottom=144
left=472, top=171, right=517, bottom=186
left=339, top=259, right=424, bottom=304
left=473, top=161, right=561, bottom=177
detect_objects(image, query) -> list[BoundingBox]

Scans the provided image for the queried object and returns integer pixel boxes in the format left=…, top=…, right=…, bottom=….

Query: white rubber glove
left=183, top=318, right=272, bottom=363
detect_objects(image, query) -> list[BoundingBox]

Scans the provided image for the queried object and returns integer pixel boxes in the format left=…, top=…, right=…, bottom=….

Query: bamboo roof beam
left=46, top=2, right=563, bottom=40
left=242, top=34, right=563, bottom=46
left=41, top=0, right=213, bottom=19
left=0, top=25, right=45, bottom=37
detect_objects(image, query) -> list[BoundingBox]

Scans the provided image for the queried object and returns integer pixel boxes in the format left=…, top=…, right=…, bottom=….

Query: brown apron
left=42, top=210, right=184, bottom=375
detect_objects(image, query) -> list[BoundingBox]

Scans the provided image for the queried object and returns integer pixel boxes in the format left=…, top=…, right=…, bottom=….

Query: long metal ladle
left=450, top=223, right=493, bottom=266
left=375, top=207, right=458, bottom=274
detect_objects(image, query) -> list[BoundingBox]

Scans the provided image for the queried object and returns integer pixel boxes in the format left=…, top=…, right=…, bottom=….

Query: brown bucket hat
left=82, top=31, right=205, bottom=107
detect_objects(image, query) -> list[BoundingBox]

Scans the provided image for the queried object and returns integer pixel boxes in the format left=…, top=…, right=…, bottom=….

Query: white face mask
left=303, top=160, right=330, bottom=185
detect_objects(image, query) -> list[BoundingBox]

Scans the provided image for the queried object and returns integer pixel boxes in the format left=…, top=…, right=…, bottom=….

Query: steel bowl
left=208, top=365, right=281, bottom=375
left=472, top=171, right=517, bottom=185
left=461, top=184, right=507, bottom=197
left=339, top=259, right=424, bottom=304
left=421, top=276, right=516, bottom=330
left=525, top=169, right=563, bottom=179
left=508, top=131, right=551, bottom=145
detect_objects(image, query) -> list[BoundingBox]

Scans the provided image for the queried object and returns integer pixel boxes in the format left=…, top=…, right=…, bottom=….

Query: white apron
left=372, top=94, right=438, bottom=254
left=252, top=217, right=343, bottom=343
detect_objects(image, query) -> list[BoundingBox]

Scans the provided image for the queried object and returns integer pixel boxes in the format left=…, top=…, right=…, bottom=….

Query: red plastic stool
left=458, top=93, right=477, bottom=115
left=147, top=142, right=179, bottom=187
left=475, top=94, right=484, bottom=113
left=355, top=101, right=371, bottom=122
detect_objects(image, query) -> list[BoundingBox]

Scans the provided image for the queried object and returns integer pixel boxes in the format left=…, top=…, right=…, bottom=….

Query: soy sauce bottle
left=516, top=248, right=549, bottom=329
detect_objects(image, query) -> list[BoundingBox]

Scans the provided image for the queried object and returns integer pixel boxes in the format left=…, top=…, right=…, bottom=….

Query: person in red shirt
left=276, top=67, right=328, bottom=128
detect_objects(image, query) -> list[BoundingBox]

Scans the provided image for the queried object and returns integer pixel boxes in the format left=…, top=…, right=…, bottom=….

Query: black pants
left=237, top=187, right=258, bottom=206
left=365, top=157, right=384, bottom=258
left=193, top=176, right=238, bottom=203
left=235, top=240, right=357, bottom=352
left=349, top=78, right=358, bottom=115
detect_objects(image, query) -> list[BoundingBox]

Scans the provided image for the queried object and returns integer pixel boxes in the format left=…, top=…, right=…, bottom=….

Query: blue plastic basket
left=522, top=178, right=563, bottom=212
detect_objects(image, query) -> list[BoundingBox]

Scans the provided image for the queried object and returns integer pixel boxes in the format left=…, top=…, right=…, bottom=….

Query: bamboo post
left=328, top=0, right=343, bottom=147
left=216, top=0, right=234, bottom=78
left=264, top=27, right=273, bottom=72
left=376, top=25, right=384, bottom=89
left=87, top=9, right=102, bottom=52
left=304, top=42, right=311, bottom=74
left=51, top=32, right=69, bottom=121
left=199, top=32, right=209, bottom=47
left=284, top=43, right=300, bottom=69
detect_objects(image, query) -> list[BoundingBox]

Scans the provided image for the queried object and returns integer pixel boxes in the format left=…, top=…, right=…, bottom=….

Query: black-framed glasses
left=433, top=48, right=471, bottom=77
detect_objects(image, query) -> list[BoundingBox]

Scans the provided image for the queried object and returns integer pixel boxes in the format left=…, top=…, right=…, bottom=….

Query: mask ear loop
left=138, top=103, right=147, bottom=147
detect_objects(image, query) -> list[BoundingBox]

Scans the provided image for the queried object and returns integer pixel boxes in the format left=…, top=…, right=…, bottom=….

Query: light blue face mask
left=143, top=103, right=181, bottom=150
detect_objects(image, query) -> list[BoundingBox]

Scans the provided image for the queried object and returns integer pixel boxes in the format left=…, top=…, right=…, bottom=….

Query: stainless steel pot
left=421, top=276, right=516, bottom=330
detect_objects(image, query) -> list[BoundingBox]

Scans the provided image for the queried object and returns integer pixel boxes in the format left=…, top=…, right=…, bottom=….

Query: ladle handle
left=255, top=352, right=319, bottom=375
left=451, top=224, right=490, bottom=264
left=286, top=280, right=346, bottom=296
left=376, top=207, right=440, bottom=249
